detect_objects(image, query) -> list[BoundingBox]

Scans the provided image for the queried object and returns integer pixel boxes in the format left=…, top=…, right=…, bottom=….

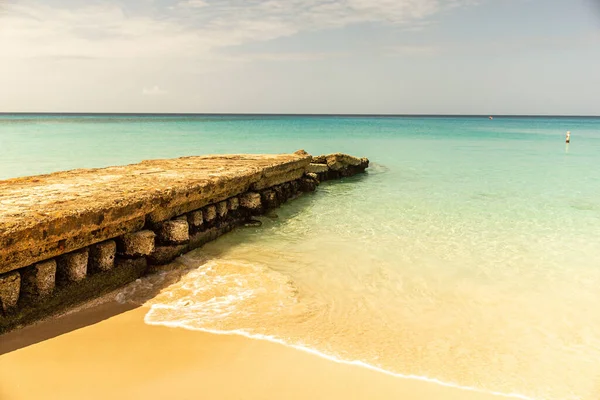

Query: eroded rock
left=216, top=201, right=228, bottom=219
left=307, top=163, right=329, bottom=174
left=119, top=230, right=156, bottom=257
left=187, top=210, right=204, bottom=229
left=22, top=260, right=56, bottom=298
left=261, top=190, right=279, bottom=209
left=228, top=197, right=239, bottom=211
left=240, top=192, right=262, bottom=210
left=157, top=220, right=189, bottom=245
left=90, top=240, right=116, bottom=272
left=57, top=249, right=88, bottom=283
left=0, top=271, right=20, bottom=314
left=204, top=205, right=217, bottom=223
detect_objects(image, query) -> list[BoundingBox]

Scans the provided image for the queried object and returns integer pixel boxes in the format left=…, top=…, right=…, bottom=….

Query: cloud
left=0, top=0, right=476, bottom=62
left=177, top=0, right=209, bottom=8
left=142, top=86, right=167, bottom=96
left=232, top=51, right=350, bottom=62
left=384, top=45, right=440, bottom=57
left=0, top=0, right=480, bottom=112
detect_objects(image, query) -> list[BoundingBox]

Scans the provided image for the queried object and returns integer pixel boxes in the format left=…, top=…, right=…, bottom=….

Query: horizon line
left=1, top=112, right=599, bottom=118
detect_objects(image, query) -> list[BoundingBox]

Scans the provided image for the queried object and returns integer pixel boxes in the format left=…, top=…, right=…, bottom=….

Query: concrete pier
left=0, top=151, right=368, bottom=333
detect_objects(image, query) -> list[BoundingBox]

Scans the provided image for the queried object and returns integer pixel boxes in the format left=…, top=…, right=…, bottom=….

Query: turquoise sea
left=1, top=114, right=600, bottom=399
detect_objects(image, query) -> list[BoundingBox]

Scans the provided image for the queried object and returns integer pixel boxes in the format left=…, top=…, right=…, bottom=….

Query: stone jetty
left=0, top=151, right=368, bottom=333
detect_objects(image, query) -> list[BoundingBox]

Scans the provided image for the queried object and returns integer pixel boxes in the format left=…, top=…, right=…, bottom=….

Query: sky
left=0, top=0, right=599, bottom=114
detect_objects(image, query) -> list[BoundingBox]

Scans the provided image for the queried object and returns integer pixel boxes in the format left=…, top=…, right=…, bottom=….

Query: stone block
left=0, top=271, right=20, bottom=314
left=261, top=190, right=279, bottom=209
left=290, top=180, right=300, bottom=193
left=187, top=210, right=204, bottom=228
left=311, top=155, right=327, bottom=164
left=240, top=192, right=262, bottom=210
left=227, top=197, right=239, bottom=211
left=22, top=260, right=56, bottom=298
left=273, top=185, right=286, bottom=203
left=284, top=183, right=293, bottom=199
left=89, top=240, right=116, bottom=272
left=307, top=163, right=329, bottom=174
left=307, top=172, right=320, bottom=182
left=119, top=230, right=156, bottom=257
left=216, top=201, right=228, bottom=218
left=300, top=177, right=318, bottom=192
left=57, top=249, right=89, bottom=283
left=148, top=244, right=188, bottom=266
left=204, top=205, right=217, bottom=222
left=157, top=220, right=190, bottom=245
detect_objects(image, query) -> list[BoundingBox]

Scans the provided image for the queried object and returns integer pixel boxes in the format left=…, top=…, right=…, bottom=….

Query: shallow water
left=2, top=115, right=600, bottom=399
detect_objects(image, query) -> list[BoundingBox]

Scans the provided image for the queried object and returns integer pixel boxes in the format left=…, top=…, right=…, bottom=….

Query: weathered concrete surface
left=216, top=201, right=228, bottom=218
left=89, top=241, right=117, bottom=272
left=0, top=271, right=20, bottom=314
left=57, top=249, right=89, bottom=283
left=0, top=153, right=310, bottom=275
left=204, top=205, right=217, bottom=223
left=119, top=231, right=156, bottom=257
left=156, top=220, right=189, bottom=245
left=187, top=210, right=204, bottom=229
left=240, top=192, right=262, bottom=210
left=227, top=197, right=239, bottom=211
left=312, top=153, right=368, bottom=171
left=21, top=260, right=57, bottom=298
left=306, top=163, right=329, bottom=174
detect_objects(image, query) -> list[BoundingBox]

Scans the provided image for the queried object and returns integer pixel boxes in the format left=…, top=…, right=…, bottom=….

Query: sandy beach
left=0, top=302, right=503, bottom=400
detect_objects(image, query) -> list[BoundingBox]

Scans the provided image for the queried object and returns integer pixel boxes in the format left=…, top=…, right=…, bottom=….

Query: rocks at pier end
left=89, top=241, right=116, bottom=272
left=0, top=271, right=20, bottom=314
left=21, top=260, right=56, bottom=298
left=300, top=176, right=318, bottom=192
left=310, top=153, right=369, bottom=179
left=306, top=163, right=329, bottom=174
left=57, top=249, right=89, bottom=283
left=119, top=230, right=156, bottom=257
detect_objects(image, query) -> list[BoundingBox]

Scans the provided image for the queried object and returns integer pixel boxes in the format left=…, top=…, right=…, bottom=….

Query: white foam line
left=144, top=312, right=543, bottom=400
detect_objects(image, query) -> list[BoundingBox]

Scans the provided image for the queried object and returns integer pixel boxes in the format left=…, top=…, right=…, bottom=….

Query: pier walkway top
left=0, top=153, right=311, bottom=274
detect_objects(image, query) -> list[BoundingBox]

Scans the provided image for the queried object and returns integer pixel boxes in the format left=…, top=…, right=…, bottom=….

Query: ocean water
left=2, top=114, right=600, bottom=399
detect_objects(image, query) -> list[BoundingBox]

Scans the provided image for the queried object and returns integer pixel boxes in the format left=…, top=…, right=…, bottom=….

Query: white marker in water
left=566, top=131, right=571, bottom=143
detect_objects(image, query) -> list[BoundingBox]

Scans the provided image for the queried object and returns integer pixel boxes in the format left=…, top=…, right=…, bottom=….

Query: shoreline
left=1, top=289, right=531, bottom=400
left=0, top=152, right=368, bottom=334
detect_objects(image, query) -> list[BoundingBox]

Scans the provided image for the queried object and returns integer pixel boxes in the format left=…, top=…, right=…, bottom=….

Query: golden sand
left=0, top=303, right=503, bottom=400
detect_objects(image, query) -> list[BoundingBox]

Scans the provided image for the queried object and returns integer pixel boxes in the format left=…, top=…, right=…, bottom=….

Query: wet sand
left=0, top=303, right=504, bottom=400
